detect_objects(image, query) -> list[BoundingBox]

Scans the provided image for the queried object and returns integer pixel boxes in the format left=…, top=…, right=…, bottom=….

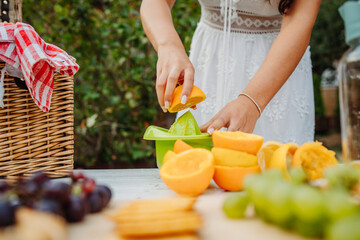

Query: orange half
left=168, top=85, right=206, bottom=113
left=173, top=139, right=193, bottom=154
left=160, top=149, right=215, bottom=196
left=292, top=142, right=337, bottom=180
left=213, top=165, right=261, bottom=191
left=211, top=147, right=258, bottom=167
left=162, top=151, right=177, bottom=165
left=212, top=131, right=264, bottom=155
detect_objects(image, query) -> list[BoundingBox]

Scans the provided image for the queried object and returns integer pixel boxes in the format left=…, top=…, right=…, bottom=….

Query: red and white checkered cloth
left=0, top=22, right=79, bottom=112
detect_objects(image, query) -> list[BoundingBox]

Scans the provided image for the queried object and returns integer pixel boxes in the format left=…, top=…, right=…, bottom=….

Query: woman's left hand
left=200, top=95, right=261, bottom=134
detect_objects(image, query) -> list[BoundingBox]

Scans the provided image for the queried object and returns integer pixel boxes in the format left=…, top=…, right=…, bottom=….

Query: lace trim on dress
left=201, top=6, right=282, bottom=34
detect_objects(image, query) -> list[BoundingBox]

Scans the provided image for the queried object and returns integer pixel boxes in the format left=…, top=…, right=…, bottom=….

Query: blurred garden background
left=23, top=0, right=348, bottom=168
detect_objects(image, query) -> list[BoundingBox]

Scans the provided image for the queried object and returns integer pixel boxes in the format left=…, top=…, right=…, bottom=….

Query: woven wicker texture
left=0, top=62, right=74, bottom=180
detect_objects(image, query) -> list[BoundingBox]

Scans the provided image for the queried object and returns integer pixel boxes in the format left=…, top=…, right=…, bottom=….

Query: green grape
left=249, top=177, right=270, bottom=211
left=293, top=219, right=325, bottom=238
left=289, top=167, right=307, bottom=185
left=325, top=190, right=358, bottom=222
left=291, top=185, right=326, bottom=223
left=223, top=192, right=250, bottom=219
left=261, top=169, right=284, bottom=182
left=265, top=181, right=294, bottom=226
left=325, top=164, right=360, bottom=191
left=243, top=174, right=259, bottom=192
left=326, top=214, right=360, bottom=240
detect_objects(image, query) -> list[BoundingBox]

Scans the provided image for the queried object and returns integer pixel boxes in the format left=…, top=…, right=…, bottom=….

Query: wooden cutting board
left=69, top=193, right=311, bottom=240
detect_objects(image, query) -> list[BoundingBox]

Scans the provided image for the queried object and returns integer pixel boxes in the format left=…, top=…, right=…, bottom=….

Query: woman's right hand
left=156, top=43, right=194, bottom=112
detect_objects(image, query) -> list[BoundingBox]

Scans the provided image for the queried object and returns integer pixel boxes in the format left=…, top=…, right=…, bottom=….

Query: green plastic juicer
left=143, top=111, right=213, bottom=167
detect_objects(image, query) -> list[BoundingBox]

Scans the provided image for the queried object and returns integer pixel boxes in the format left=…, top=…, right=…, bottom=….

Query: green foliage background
left=22, top=0, right=346, bottom=167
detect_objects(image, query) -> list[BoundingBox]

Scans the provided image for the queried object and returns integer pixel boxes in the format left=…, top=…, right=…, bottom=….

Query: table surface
left=67, top=169, right=310, bottom=240
left=74, top=168, right=222, bottom=200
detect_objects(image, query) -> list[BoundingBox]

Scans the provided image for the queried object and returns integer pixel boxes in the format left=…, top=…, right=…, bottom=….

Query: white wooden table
left=68, top=169, right=310, bottom=240
left=73, top=169, right=223, bottom=200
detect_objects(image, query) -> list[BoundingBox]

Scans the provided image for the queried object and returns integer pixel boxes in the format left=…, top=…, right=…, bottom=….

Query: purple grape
left=17, top=180, right=40, bottom=206
left=29, top=172, right=49, bottom=185
left=97, top=185, right=112, bottom=207
left=87, top=188, right=104, bottom=213
left=43, top=181, right=71, bottom=203
left=0, top=200, right=15, bottom=227
left=0, top=181, right=10, bottom=194
left=65, top=195, right=87, bottom=222
left=70, top=172, right=87, bottom=183
left=35, top=198, right=64, bottom=217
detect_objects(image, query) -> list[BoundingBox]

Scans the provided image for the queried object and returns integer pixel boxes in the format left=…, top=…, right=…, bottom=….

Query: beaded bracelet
left=238, top=93, right=262, bottom=116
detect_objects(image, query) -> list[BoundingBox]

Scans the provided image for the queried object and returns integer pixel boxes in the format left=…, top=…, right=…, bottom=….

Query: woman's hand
left=200, top=95, right=261, bottom=134
left=156, top=43, right=194, bottom=112
left=140, top=0, right=194, bottom=112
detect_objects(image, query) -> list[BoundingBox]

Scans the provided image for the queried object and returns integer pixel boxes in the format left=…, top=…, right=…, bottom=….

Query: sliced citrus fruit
left=257, top=141, right=283, bottom=171
left=212, top=131, right=264, bottom=155
left=211, top=147, right=258, bottom=167
left=168, top=85, right=206, bottom=113
left=268, top=143, right=298, bottom=177
left=292, top=142, right=337, bottom=180
left=213, top=165, right=261, bottom=191
left=168, top=111, right=201, bottom=136
left=160, top=149, right=215, bottom=196
left=173, top=139, right=193, bottom=154
left=162, top=150, right=177, bottom=165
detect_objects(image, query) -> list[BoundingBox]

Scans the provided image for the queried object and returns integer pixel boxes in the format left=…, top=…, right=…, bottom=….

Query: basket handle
left=1, top=0, right=10, bottom=23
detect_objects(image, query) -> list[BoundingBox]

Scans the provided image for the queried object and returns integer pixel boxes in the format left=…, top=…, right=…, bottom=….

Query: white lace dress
left=179, top=0, right=315, bottom=145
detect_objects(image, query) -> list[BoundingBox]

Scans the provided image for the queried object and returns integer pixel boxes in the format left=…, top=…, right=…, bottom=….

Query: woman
left=140, top=0, right=321, bottom=145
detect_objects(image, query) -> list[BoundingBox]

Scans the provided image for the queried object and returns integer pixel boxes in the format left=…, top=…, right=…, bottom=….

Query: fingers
left=163, top=69, right=181, bottom=111
left=178, top=72, right=184, bottom=85
left=156, top=70, right=168, bottom=112
left=228, top=117, right=255, bottom=133
left=206, top=117, right=229, bottom=135
left=180, top=66, right=195, bottom=104
left=200, top=121, right=211, bottom=133
left=200, top=111, right=221, bottom=133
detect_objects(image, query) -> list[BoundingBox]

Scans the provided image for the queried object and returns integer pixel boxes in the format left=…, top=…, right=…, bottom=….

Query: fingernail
left=164, top=101, right=170, bottom=110
left=181, top=95, right=188, bottom=104
left=207, top=128, right=214, bottom=135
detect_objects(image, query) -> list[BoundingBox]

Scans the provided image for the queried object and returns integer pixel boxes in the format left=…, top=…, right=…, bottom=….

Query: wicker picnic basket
left=0, top=0, right=74, bottom=180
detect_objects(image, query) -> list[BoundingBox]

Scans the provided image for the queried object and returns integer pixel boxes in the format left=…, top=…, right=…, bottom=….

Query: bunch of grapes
left=0, top=172, right=112, bottom=227
left=223, top=165, right=360, bottom=240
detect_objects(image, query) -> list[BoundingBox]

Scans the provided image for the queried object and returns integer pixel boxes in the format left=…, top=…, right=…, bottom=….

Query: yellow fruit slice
left=268, top=143, right=298, bottom=177
left=212, top=131, right=264, bottom=155
left=257, top=141, right=283, bottom=171
left=213, top=165, right=261, bottom=191
left=211, top=147, right=258, bottom=167
left=168, top=85, right=206, bottom=113
left=160, top=149, right=215, bottom=196
left=173, top=139, right=193, bottom=154
left=163, top=151, right=177, bottom=165
left=292, top=142, right=338, bottom=180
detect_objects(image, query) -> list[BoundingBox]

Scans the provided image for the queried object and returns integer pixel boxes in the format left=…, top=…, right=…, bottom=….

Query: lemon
left=257, top=141, right=283, bottom=171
